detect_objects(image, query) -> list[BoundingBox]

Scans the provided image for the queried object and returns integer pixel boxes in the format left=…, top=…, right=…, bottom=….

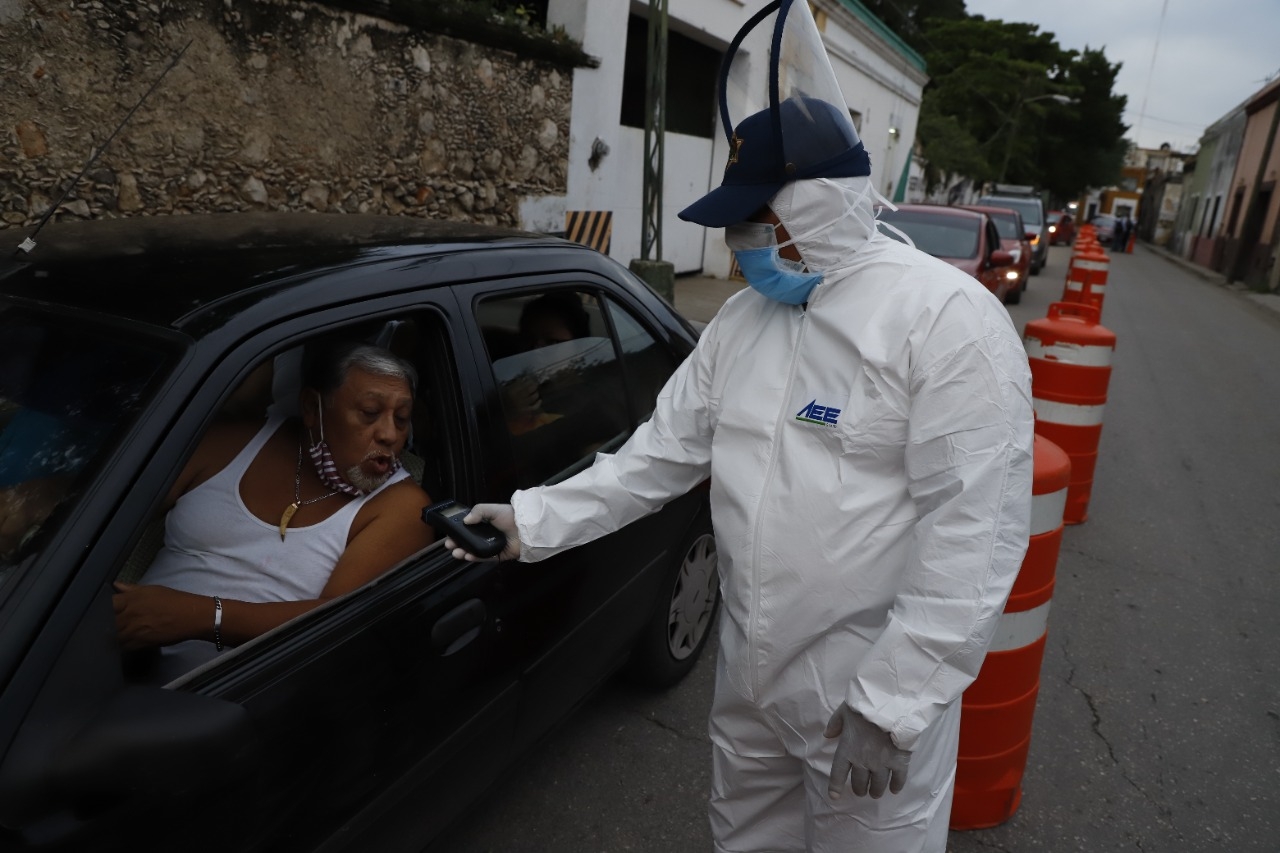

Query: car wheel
left=1030, top=258, right=1042, bottom=276
left=1005, top=280, right=1023, bottom=304
left=625, top=518, right=720, bottom=688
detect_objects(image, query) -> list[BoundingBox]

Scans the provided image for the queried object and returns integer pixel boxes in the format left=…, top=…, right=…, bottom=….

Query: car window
left=979, top=196, right=1042, bottom=227
left=603, top=295, right=678, bottom=422
left=987, top=211, right=1024, bottom=241
left=477, top=289, right=632, bottom=488
left=985, top=220, right=1003, bottom=255
left=878, top=210, right=980, bottom=259
left=114, top=310, right=457, bottom=685
left=0, top=307, right=170, bottom=598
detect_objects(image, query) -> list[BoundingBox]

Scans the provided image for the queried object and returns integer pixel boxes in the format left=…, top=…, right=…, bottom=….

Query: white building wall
left=543, top=0, right=926, bottom=279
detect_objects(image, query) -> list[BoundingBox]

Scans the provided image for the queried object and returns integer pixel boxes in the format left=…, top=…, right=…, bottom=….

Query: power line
left=1133, top=0, right=1170, bottom=148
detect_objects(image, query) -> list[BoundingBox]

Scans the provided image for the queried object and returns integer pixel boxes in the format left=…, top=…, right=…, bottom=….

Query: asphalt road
left=432, top=243, right=1280, bottom=852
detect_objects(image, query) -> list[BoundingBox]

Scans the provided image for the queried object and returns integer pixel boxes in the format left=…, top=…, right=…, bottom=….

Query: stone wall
left=0, top=0, right=573, bottom=229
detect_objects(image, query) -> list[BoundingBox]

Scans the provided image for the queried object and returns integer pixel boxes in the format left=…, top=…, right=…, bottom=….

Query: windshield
left=980, top=196, right=1042, bottom=227
left=879, top=209, right=980, bottom=259
left=0, top=308, right=170, bottom=597
left=986, top=211, right=1023, bottom=241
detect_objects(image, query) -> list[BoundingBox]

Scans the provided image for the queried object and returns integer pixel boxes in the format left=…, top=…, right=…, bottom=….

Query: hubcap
left=666, top=533, right=719, bottom=661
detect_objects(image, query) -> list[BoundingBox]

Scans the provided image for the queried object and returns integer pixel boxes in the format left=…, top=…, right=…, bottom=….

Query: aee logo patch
left=796, top=399, right=841, bottom=427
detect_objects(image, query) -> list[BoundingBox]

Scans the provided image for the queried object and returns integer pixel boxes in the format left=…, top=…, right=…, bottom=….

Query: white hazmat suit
left=511, top=176, right=1034, bottom=851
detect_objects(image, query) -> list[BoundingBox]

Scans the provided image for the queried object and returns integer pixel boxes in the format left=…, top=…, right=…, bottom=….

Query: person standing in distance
left=446, top=2, right=1033, bottom=849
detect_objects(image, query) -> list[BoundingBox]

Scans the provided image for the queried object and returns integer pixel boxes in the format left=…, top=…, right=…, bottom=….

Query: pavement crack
left=1062, top=636, right=1119, bottom=765
left=636, top=711, right=705, bottom=744
left=1060, top=640, right=1185, bottom=844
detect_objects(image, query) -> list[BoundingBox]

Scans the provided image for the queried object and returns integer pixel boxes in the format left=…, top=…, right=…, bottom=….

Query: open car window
left=114, top=309, right=460, bottom=687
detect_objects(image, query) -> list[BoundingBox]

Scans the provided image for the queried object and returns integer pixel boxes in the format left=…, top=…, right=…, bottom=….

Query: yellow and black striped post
left=564, top=210, right=613, bottom=255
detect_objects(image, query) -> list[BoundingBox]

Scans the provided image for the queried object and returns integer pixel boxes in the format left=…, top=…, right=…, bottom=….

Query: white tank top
left=143, top=414, right=409, bottom=601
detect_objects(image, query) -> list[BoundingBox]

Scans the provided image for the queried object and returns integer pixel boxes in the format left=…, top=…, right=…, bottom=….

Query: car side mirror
left=989, top=249, right=1014, bottom=268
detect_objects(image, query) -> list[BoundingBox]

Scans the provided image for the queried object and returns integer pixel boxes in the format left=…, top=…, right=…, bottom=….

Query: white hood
left=769, top=176, right=884, bottom=275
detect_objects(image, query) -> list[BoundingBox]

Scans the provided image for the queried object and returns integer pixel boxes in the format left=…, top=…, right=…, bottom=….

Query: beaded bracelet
left=213, top=596, right=223, bottom=652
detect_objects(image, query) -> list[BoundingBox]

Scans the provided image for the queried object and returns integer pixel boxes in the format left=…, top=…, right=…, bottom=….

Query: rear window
left=985, top=210, right=1024, bottom=241
left=979, top=196, right=1042, bottom=227
left=878, top=209, right=980, bottom=259
left=0, top=308, right=170, bottom=596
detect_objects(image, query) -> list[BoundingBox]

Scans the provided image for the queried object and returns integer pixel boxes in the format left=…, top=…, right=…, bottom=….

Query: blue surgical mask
left=726, top=221, right=823, bottom=305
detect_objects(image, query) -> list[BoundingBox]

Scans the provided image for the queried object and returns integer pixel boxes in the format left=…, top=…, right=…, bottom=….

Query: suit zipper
left=747, top=305, right=807, bottom=700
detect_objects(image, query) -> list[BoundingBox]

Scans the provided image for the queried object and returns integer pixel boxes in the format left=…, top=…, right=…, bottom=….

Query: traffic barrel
left=1024, top=302, right=1116, bottom=524
left=951, top=436, right=1071, bottom=830
left=1061, top=244, right=1110, bottom=313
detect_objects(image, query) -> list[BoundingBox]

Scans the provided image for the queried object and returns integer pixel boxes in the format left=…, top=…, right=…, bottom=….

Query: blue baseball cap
left=678, top=96, right=871, bottom=228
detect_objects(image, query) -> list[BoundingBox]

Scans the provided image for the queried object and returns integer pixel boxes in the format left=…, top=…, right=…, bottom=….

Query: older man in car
left=113, top=341, right=435, bottom=678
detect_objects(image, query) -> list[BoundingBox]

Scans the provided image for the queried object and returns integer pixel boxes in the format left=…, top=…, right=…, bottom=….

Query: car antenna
left=14, top=39, right=193, bottom=258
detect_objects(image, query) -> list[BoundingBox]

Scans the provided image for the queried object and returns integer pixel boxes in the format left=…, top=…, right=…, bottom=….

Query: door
left=0, top=295, right=524, bottom=853
left=459, top=278, right=704, bottom=749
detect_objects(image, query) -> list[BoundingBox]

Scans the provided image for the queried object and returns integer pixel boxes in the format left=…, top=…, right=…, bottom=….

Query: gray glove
left=444, top=503, right=522, bottom=562
left=824, top=703, right=911, bottom=800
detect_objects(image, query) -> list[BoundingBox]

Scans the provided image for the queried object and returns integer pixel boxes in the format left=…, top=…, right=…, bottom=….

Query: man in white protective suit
left=445, top=2, right=1034, bottom=850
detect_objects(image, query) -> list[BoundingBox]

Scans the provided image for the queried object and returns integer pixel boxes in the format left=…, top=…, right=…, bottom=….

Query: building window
left=620, top=16, right=721, bottom=139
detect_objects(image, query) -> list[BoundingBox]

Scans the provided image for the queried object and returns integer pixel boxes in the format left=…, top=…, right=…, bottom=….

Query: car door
left=454, top=273, right=706, bottom=751
left=0, top=287, right=524, bottom=853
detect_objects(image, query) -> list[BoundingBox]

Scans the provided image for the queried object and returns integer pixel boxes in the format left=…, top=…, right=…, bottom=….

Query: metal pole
left=640, top=0, right=668, bottom=262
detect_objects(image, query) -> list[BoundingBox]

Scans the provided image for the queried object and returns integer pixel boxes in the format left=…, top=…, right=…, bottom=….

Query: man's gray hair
left=304, top=342, right=418, bottom=400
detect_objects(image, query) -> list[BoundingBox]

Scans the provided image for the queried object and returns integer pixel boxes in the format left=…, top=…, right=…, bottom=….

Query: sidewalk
left=1140, top=240, right=1280, bottom=321
left=672, top=274, right=747, bottom=325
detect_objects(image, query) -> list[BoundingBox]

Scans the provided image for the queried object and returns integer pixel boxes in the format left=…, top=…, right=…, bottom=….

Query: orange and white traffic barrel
left=1062, top=244, right=1110, bottom=313
left=1024, top=302, right=1116, bottom=524
left=951, top=436, right=1070, bottom=830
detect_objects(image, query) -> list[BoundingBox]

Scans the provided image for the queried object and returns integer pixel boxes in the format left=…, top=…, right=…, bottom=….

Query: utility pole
left=629, top=0, right=675, bottom=302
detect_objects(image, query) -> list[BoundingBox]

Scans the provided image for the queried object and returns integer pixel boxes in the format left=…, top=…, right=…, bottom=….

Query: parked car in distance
left=1047, top=210, right=1076, bottom=245
left=877, top=203, right=1017, bottom=303
left=1090, top=212, right=1118, bottom=246
left=961, top=204, right=1031, bottom=304
left=974, top=193, right=1048, bottom=274
left=0, top=213, right=719, bottom=853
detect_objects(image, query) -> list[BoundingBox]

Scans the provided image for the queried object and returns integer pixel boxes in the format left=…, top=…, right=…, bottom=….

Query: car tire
left=625, top=517, right=720, bottom=688
left=1030, top=257, right=1042, bottom=276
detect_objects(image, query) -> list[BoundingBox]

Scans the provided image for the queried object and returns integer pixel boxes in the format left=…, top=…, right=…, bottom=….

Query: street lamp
left=1000, top=93, right=1076, bottom=182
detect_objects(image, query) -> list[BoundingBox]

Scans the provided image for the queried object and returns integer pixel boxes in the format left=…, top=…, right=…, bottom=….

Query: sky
left=962, top=0, right=1280, bottom=152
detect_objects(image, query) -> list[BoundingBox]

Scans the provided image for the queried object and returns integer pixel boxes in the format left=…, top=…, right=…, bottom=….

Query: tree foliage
left=871, top=8, right=1128, bottom=200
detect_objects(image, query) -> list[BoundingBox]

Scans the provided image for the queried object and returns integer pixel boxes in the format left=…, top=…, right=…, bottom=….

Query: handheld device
left=421, top=500, right=506, bottom=559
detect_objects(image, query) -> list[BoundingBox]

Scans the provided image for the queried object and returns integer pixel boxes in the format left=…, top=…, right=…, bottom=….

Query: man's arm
left=846, top=312, right=1034, bottom=752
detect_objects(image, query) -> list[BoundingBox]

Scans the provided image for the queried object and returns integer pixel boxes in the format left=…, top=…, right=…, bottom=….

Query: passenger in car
left=112, top=342, right=435, bottom=681
left=502, top=294, right=591, bottom=436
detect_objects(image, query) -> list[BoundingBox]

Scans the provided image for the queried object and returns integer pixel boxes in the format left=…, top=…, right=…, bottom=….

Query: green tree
left=1039, top=48, right=1129, bottom=200
left=866, top=7, right=1128, bottom=199
left=854, top=0, right=966, bottom=52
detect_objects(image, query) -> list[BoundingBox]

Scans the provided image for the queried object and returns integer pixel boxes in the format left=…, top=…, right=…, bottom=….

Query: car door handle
left=431, top=598, right=487, bottom=656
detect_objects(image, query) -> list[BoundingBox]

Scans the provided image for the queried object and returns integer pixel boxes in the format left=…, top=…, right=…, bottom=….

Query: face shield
left=678, top=0, right=870, bottom=228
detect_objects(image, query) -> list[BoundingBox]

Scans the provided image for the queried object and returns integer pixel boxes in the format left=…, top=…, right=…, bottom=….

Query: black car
left=0, top=214, right=718, bottom=852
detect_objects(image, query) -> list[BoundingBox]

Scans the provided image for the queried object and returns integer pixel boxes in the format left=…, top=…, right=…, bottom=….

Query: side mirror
left=989, top=249, right=1014, bottom=268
